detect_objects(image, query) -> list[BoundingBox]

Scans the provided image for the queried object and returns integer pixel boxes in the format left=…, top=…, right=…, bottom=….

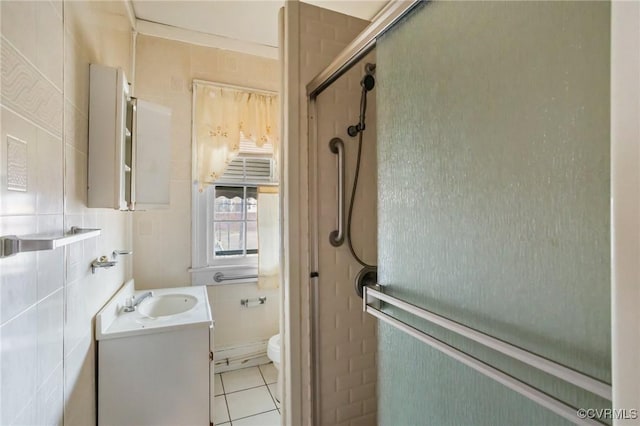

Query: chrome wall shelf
left=0, top=227, right=101, bottom=258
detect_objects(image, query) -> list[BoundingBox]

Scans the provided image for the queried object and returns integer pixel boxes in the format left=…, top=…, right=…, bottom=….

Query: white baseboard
left=213, top=340, right=270, bottom=373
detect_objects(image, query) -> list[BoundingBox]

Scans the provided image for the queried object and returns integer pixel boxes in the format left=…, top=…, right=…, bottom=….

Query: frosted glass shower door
left=376, top=2, right=611, bottom=425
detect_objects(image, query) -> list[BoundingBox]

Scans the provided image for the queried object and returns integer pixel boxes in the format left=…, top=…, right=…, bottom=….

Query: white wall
left=208, top=283, right=279, bottom=350
left=0, top=1, right=132, bottom=424
left=132, top=35, right=280, bottom=349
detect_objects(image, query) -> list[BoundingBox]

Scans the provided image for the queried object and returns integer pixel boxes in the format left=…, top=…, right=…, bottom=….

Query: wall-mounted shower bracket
left=0, top=227, right=101, bottom=258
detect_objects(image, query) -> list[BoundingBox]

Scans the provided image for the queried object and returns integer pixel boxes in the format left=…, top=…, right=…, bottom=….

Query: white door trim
left=611, top=1, right=640, bottom=422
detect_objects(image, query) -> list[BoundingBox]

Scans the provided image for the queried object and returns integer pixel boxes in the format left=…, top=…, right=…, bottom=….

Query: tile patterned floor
left=214, top=363, right=280, bottom=426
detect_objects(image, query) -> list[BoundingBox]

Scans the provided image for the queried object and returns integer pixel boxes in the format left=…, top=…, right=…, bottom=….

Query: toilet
left=267, top=334, right=281, bottom=401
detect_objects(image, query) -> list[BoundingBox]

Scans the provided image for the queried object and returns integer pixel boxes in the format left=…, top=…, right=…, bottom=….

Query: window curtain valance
left=194, top=84, right=279, bottom=188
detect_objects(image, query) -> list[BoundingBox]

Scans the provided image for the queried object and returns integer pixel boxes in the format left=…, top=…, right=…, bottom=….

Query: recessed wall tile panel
left=1, top=107, right=38, bottom=216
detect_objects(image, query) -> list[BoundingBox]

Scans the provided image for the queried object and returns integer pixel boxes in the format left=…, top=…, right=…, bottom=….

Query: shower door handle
left=329, top=138, right=345, bottom=247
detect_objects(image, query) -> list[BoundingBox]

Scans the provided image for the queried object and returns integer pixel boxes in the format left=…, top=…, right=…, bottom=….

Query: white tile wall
left=36, top=289, right=64, bottom=388
left=0, top=1, right=133, bottom=424
left=0, top=305, right=38, bottom=425
left=36, top=365, right=64, bottom=426
left=36, top=215, right=64, bottom=299
left=0, top=215, right=38, bottom=324
left=35, top=129, right=64, bottom=215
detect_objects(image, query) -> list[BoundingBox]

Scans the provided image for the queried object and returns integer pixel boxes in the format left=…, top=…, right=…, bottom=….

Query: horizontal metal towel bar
left=241, top=297, right=267, bottom=307
left=213, top=272, right=258, bottom=283
left=1, top=227, right=101, bottom=258
left=363, top=285, right=611, bottom=424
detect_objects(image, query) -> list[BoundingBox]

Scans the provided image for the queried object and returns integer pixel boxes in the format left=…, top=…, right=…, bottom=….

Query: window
left=211, top=185, right=258, bottom=257
left=192, top=156, right=277, bottom=281
left=190, top=81, right=279, bottom=285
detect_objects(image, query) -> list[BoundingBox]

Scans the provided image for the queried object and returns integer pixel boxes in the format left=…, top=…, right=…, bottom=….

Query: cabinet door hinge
left=209, top=351, right=214, bottom=362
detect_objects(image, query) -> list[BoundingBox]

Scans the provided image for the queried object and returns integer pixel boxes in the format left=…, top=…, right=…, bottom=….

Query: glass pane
left=377, top=1, right=610, bottom=425
left=246, top=221, right=258, bottom=253
left=246, top=187, right=258, bottom=221
left=214, top=186, right=244, bottom=221
left=214, top=222, right=244, bottom=256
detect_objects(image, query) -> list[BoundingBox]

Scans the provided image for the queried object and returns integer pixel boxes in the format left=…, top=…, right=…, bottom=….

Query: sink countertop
left=96, top=281, right=213, bottom=341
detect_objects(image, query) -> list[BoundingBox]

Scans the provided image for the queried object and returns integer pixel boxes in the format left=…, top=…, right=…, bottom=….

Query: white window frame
left=207, top=184, right=259, bottom=264
left=191, top=167, right=277, bottom=285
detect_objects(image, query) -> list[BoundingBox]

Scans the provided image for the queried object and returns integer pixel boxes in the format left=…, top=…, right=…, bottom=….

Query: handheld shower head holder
left=348, top=123, right=364, bottom=137
left=364, top=63, right=376, bottom=75
left=361, top=74, right=375, bottom=92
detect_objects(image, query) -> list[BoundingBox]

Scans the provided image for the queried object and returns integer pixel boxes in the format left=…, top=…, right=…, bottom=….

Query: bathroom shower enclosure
left=300, top=0, right=628, bottom=424
left=308, top=55, right=379, bottom=425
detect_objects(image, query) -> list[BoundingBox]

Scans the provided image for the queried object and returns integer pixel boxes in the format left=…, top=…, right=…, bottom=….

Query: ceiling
left=131, top=1, right=389, bottom=49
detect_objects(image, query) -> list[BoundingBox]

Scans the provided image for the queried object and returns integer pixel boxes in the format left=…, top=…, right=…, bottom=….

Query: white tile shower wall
left=0, top=1, right=132, bottom=425
left=290, top=4, right=372, bottom=424
left=314, top=52, right=378, bottom=426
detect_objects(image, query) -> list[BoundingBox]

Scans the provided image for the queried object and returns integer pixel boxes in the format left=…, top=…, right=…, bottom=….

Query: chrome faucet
left=123, top=291, right=154, bottom=313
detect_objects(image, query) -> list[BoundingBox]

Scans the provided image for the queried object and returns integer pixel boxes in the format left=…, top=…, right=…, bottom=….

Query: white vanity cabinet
left=99, top=326, right=211, bottom=426
left=88, top=64, right=171, bottom=210
left=97, top=282, right=213, bottom=426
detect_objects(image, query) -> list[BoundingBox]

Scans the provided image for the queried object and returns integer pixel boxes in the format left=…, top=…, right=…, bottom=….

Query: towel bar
left=363, top=285, right=611, bottom=425
left=1, top=227, right=101, bottom=258
left=213, top=272, right=258, bottom=283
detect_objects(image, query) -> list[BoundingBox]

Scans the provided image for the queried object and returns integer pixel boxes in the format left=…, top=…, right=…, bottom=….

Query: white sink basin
left=138, top=294, right=198, bottom=318
left=96, top=281, right=213, bottom=341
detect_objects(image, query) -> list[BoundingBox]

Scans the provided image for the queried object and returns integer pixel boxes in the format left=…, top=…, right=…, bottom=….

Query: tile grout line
left=265, top=384, right=279, bottom=411
left=221, top=365, right=273, bottom=394
left=229, top=408, right=279, bottom=424
left=223, top=383, right=266, bottom=396
left=257, top=364, right=268, bottom=386
left=220, top=365, right=280, bottom=423
left=218, top=373, right=232, bottom=424
left=257, top=364, right=279, bottom=409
